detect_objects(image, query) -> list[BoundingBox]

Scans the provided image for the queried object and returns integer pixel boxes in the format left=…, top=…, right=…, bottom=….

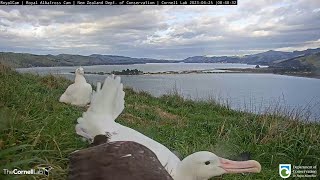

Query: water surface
left=17, top=63, right=320, bottom=121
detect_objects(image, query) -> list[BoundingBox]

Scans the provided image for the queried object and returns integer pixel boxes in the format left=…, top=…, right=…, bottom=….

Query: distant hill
left=89, top=54, right=174, bottom=65
left=182, top=48, right=320, bottom=65
left=1, top=47, right=319, bottom=68
left=0, top=52, right=177, bottom=68
left=270, top=52, right=320, bottom=73
left=183, top=56, right=241, bottom=63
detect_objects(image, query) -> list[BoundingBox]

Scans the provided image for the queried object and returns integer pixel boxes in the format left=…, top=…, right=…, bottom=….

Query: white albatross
left=75, top=75, right=262, bottom=180
left=59, top=67, right=92, bottom=107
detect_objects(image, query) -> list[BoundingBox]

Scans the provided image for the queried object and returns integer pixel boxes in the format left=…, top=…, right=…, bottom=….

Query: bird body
left=68, top=141, right=173, bottom=180
left=85, top=119, right=181, bottom=175
left=59, top=67, right=92, bottom=107
left=75, top=75, right=262, bottom=180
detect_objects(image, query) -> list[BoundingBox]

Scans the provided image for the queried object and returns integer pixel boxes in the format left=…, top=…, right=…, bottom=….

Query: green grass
left=299, top=52, right=320, bottom=69
left=0, top=64, right=319, bottom=179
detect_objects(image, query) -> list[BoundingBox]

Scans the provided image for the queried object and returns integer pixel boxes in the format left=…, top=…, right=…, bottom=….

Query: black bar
left=0, top=0, right=237, bottom=5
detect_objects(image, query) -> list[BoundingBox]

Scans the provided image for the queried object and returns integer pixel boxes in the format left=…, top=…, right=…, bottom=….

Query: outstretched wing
left=76, top=75, right=125, bottom=140
left=89, top=75, right=125, bottom=120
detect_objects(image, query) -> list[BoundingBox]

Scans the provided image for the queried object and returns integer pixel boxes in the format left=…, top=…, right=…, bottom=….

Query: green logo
left=279, top=164, right=291, bottom=178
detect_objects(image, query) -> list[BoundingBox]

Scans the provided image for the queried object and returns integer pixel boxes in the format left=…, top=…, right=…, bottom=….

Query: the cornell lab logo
left=42, top=166, right=53, bottom=176
left=2, top=166, right=53, bottom=176
left=279, top=164, right=291, bottom=178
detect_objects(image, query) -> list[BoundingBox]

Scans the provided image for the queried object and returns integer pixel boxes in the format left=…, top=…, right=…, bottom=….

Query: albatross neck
left=75, top=73, right=87, bottom=83
left=174, top=163, right=199, bottom=180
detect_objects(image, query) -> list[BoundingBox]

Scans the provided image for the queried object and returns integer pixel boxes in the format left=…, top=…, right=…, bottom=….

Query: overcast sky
left=0, top=0, right=320, bottom=59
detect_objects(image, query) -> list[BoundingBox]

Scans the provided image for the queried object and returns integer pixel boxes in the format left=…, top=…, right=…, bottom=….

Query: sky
left=0, top=0, right=320, bottom=59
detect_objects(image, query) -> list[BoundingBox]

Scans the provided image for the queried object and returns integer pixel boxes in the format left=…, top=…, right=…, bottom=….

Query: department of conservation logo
left=279, top=164, right=291, bottom=178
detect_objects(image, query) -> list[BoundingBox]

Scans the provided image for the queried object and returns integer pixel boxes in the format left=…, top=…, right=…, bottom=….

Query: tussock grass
left=0, top=65, right=319, bottom=179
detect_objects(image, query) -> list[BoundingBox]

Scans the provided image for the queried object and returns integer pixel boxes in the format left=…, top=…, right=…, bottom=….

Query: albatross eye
left=205, top=161, right=210, bottom=165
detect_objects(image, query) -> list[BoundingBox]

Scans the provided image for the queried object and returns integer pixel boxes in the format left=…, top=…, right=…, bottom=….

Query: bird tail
left=76, top=75, right=125, bottom=141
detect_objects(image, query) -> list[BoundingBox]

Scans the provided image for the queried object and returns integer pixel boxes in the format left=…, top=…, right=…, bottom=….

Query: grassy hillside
left=269, top=52, right=320, bottom=78
left=0, top=52, right=174, bottom=68
left=295, top=52, right=320, bottom=69
left=0, top=64, right=319, bottom=179
left=182, top=48, right=320, bottom=65
left=0, top=52, right=76, bottom=68
left=272, top=52, right=320, bottom=70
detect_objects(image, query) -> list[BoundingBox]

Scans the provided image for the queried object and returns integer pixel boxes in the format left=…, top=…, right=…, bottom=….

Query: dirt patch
left=40, top=75, right=60, bottom=89
left=40, top=75, right=71, bottom=89
left=154, top=107, right=187, bottom=127
left=155, top=107, right=179, bottom=121
left=0, top=63, right=11, bottom=73
left=258, top=120, right=281, bottom=144
left=128, top=104, right=180, bottom=121
left=126, top=104, right=187, bottom=127
left=120, top=113, right=151, bottom=126
left=130, top=104, right=150, bottom=111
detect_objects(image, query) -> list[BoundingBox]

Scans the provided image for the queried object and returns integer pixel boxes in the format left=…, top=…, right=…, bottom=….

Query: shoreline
left=81, top=68, right=320, bottom=79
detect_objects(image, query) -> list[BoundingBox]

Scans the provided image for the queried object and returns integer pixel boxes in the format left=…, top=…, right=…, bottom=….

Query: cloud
left=276, top=39, right=320, bottom=51
left=0, top=1, right=319, bottom=59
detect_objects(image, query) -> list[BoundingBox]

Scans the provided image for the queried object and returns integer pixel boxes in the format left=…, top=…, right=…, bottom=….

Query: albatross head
left=76, top=67, right=85, bottom=75
left=176, top=151, right=261, bottom=180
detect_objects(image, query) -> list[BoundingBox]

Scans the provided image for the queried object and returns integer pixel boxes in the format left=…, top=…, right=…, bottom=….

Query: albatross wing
left=68, top=141, right=173, bottom=180
left=76, top=75, right=125, bottom=140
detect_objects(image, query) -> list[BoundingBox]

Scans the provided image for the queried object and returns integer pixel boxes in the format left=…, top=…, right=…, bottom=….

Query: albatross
left=75, top=75, right=262, bottom=180
left=59, top=67, right=92, bottom=107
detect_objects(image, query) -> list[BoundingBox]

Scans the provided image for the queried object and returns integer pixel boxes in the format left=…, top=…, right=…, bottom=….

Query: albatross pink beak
left=219, top=158, right=261, bottom=174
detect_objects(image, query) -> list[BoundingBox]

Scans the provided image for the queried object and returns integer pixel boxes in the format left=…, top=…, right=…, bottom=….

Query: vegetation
left=112, top=69, right=143, bottom=75
left=71, top=69, right=144, bottom=75
left=265, top=53, right=319, bottom=78
left=0, top=63, right=319, bottom=179
left=301, top=52, right=320, bottom=69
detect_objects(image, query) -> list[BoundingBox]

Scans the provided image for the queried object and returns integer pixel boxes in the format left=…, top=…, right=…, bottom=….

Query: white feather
left=96, top=82, right=101, bottom=93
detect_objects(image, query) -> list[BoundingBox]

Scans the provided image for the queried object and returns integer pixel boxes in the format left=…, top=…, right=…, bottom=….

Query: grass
left=0, top=63, right=319, bottom=179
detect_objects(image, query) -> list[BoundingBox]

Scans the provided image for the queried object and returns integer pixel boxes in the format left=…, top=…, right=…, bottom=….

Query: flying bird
left=59, top=67, right=92, bottom=107
left=75, top=75, right=261, bottom=180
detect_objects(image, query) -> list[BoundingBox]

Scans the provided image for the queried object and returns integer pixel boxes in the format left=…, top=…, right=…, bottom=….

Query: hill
left=271, top=52, right=320, bottom=70
left=1, top=47, right=320, bottom=68
left=0, top=52, right=177, bottom=68
left=267, top=52, right=320, bottom=77
left=0, top=63, right=319, bottom=179
left=182, top=48, right=320, bottom=65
